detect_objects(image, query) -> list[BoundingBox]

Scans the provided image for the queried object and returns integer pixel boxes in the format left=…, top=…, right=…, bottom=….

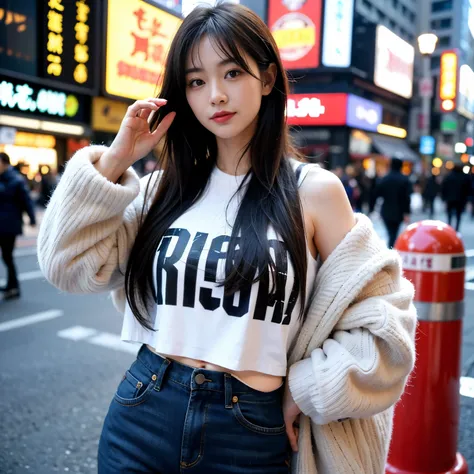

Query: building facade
left=410, top=0, right=474, bottom=172
left=427, top=0, right=474, bottom=71
left=356, top=0, right=417, bottom=44
left=0, top=0, right=97, bottom=184
left=268, top=0, right=418, bottom=177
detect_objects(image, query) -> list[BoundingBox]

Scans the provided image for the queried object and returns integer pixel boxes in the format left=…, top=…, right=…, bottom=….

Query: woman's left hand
left=283, top=379, right=302, bottom=452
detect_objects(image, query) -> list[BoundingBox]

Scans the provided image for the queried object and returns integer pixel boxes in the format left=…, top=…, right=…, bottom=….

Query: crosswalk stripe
left=0, top=270, right=44, bottom=287
left=88, top=332, right=138, bottom=354
left=0, top=310, right=63, bottom=332
left=466, top=249, right=474, bottom=290
left=460, top=377, right=474, bottom=398
left=57, top=325, right=138, bottom=355
left=13, top=248, right=38, bottom=258
left=57, top=325, right=98, bottom=341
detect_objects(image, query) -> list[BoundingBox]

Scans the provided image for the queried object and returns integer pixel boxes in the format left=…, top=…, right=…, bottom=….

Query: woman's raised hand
left=95, top=98, right=176, bottom=183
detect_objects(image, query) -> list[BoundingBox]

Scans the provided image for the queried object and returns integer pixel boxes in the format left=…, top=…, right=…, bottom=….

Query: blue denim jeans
left=98, top=345, right=292, bottom=473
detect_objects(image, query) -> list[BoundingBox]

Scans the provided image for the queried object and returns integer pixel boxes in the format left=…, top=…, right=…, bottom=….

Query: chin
left=212, top=129, right=244, bottom=140
left=210, top=123, right=253, bottom=141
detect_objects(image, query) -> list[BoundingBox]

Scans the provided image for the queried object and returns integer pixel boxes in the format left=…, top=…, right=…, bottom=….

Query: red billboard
left=268, top=0, right=322, bottom=70
left=286, top=93, right=348, bottom=126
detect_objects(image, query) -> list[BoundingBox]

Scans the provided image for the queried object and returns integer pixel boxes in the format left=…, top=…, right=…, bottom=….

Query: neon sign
left=0, top=80, right=79, bottom=118
left=73, top=1, right=90, bottom=84
left=46, top=0, right=65, bottom=77
left=439, top=50, right=458, bottom=112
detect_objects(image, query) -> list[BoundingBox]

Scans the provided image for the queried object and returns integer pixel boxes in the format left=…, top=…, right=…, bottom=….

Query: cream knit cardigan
left=38, top=146, right=417, bottom=474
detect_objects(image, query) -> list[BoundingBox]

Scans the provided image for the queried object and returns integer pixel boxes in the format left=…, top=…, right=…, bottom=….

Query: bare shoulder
left=298, top=166, right=356, bottom=261
left=298, top=166, right=347, bottom=207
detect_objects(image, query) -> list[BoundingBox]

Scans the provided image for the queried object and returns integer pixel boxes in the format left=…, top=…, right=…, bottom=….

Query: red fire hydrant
left=386, top=220, right=468, bottom=474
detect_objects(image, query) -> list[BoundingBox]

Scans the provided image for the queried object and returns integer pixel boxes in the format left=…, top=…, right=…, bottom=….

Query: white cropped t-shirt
left=121, top=161, right=318, bottom=376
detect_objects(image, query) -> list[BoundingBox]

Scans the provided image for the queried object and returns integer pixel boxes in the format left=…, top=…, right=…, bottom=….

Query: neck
left=215, top=118, right=257, bottom=176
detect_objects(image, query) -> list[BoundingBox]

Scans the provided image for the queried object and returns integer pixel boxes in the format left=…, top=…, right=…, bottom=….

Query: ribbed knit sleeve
left=37, top=145, right=158, bottom=294
left=288, top=267, right=416, bottom=426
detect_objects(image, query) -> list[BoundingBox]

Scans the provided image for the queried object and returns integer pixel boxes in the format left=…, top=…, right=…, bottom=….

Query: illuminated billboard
left=268, top=0, right=322, bottom=70
left=439, top=50, right=458, bottom=113
left=321, top=0, right=354, bottom=68
left=105, top=0, right=182, bottom=100
left=374, top=25, right=414, bottom=99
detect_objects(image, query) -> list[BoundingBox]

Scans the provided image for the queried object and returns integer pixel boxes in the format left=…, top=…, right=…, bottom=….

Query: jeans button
left=195, top=373, right=206, bottom=384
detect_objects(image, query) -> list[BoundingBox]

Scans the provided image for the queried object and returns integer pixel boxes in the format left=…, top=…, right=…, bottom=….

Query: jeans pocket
left=232, top=399, right=286, bottom=435
left=113, top=359, right=156, bottom=407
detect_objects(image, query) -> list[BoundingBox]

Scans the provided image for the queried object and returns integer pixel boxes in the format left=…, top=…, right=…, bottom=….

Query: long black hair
left=125, top=2, right=308, bottom=330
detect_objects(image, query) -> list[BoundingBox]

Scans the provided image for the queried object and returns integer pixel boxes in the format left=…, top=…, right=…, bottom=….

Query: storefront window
left=0, top=144, right=57, bottom=180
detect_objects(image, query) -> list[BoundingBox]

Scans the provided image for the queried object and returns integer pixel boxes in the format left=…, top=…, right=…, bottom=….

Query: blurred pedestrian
left=410, top=182, right=423, bottom=217
left=37, top=171, right=57, bottom=208
left=469, top=172, right=474, bottom=219
left=441, top=164, right=471, bottom=232
left=0, top=152, right=36, bottom=300
left=373, top=157, right=412, bottom=248
left=353, top=165, right=369, bottom=213
left=344, top=165, right=361, bottom=211
left=423, top=173, right=441, bottom=219
left=333, top=166, right=359, bottom=210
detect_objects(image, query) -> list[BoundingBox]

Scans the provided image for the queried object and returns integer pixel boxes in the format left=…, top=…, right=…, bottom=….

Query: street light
left=418, top=33, right=438, bottom=56
left=417, top=33, right=438, bottom=174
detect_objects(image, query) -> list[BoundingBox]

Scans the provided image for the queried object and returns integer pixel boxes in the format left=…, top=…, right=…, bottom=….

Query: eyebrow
left=185, top=58, right=238, bottom=75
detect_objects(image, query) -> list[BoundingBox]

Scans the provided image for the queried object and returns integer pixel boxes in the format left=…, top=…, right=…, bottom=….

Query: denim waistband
left=136, top=345, right=283, bottom=407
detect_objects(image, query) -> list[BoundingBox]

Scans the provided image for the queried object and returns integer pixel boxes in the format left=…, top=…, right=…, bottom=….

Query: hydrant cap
left=395, top=220, right=464, bottom=254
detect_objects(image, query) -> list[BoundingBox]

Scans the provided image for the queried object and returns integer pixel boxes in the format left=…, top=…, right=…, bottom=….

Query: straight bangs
left=184, top=24, right=267, bottom=86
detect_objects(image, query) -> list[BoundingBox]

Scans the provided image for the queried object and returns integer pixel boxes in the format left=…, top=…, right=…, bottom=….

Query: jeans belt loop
left=224, top=373, right=233, bottom=409
left=153, top=357, right=171, bottom=392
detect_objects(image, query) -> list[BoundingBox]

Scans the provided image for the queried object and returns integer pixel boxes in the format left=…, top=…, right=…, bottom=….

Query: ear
left=262, top=63, right=277, bottom=96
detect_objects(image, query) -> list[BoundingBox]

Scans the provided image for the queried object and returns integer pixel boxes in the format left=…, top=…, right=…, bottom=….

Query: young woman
left=38, top=4, right=416, bottom=474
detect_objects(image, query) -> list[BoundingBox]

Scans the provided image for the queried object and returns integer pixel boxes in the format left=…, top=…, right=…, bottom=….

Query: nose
left=210, top=80, right=228, bottom=105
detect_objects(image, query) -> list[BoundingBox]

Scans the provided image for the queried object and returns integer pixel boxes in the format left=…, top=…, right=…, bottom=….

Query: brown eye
left=189, top=79, right=204, bottom=87
left=226, top=70, right=241, bottom=79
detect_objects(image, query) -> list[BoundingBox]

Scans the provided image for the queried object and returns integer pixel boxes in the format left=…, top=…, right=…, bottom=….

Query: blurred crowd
left=333, top=157, right=474, bottom=244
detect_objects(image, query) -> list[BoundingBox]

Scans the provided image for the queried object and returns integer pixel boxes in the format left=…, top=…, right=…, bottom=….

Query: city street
left=1, top=207, right=474, bottom=474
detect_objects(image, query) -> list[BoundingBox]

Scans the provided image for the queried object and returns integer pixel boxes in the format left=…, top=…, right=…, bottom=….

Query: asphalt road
left=1, top=210, right=474, bottom=474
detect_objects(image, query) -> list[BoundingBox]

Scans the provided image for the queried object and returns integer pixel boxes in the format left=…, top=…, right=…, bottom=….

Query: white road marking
left=0, top=270, right=44, bottom=287
left=0, top=310, right=63, bottom=332
left=13, top=248, right=38, bottom=258
left=466, top=260, right=474, bottom=291
left=88, top=332, right=138, bottom=354
left=57, top=325, right=98, bottom=341
left=57, top=325, right=138, bottom=355
left=460, top=377, right=474, bottom=398
left=465, top=250, right=474, bottom=291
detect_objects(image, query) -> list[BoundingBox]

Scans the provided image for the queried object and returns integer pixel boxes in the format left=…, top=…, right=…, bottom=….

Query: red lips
left=211, top=111, right=235, bottom=119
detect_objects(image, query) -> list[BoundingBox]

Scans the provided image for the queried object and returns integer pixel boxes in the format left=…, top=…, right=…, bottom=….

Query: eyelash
left=188, top=69, right=242, bottom=88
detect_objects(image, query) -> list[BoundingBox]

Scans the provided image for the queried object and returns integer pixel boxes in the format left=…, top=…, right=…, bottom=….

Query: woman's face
left=184, top=36, right=272, bottom=142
